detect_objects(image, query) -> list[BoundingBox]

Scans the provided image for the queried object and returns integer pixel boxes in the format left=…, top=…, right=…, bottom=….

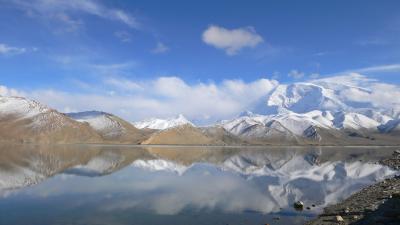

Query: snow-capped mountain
left=67, top=111, right=151, bottom=143
left=254, top=74, right=400, bottom=118
left=213, top=74, right=400, bottom=144
left=133, top=114, right=194, bottom=130
left=218, top=109, right=397, bottom=144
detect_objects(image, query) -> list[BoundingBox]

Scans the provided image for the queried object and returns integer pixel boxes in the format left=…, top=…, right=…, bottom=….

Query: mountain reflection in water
left=0, top=145, right=397, bottom=225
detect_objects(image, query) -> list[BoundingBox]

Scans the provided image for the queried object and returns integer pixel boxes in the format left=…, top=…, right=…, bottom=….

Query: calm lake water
left=0, top=144, right=397, bottom=225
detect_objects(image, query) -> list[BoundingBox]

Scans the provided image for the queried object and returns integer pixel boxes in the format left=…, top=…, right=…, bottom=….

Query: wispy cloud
left=151, top=42, right=169, bottom=54
left=52, top=12, right=84, bottom=33
left=288, top=70, right=305, bottom=79
left=90, top=61, right=138, bottom=75
left=10, top=0, right=140, bottom=29
left=0, top=43, right=36, bottom=55
left=202, top=25, right=263, bottom=55
left=114, top=31, right=132, bottom=42
left=351, top=64, right=400, bottom=74
left=104, top=77, right=143, bottom=91
left=356, top=37, right=389, bottom=46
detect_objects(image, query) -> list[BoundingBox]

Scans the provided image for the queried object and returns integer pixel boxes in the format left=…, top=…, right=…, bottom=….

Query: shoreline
left=2, top=141, right=400, bottom=148
left=305, top=150, right=400, bottom=225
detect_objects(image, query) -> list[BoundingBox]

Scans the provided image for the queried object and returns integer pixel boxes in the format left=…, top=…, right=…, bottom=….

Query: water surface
left=0, top=145, right=397, bottom=225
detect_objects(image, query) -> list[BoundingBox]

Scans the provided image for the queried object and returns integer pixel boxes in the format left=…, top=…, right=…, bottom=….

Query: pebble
left=335, top=215, right=344, bottom=222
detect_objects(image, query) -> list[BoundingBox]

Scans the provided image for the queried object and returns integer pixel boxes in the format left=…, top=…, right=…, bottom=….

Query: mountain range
left=1, top=74, right=399, bottom=145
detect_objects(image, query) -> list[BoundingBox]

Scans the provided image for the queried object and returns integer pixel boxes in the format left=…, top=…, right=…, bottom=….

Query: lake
left=0, top=144, right=397, bottom=225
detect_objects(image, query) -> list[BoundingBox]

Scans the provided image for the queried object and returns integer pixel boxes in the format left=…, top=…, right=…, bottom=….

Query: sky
left=0, top=0, right=400, bottom=123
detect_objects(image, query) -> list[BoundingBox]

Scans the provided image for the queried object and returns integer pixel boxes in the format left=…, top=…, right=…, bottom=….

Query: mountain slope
left=67, top=111, right=153, bottom=144
left=133, top=114, right=193, bottom=130
left=0, top=96, right=102, bottom=144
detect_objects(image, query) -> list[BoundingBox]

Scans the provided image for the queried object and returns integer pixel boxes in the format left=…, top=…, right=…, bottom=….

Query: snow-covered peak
left=249, top=74, right=399, bottom=129
left=133, top=114, right=194, bottom=130
left=257, top=82, right=347, bottom=115
left=0, top=96, right=50, bottom=118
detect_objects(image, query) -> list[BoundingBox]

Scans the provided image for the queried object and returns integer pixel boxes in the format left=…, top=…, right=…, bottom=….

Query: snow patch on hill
left=67, top=111, right=126, bottom=137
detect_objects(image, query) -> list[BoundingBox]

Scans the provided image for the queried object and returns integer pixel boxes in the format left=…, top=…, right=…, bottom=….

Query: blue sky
left=0, top=0, right=400, bottom=122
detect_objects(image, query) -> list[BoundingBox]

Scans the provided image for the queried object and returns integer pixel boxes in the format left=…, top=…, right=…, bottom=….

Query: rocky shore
left=305, top=150, right=400, bottom=225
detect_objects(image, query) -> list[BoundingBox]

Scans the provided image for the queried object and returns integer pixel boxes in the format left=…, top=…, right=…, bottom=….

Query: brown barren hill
left=0, top=96, right=102, bottom=144
left=142, top=124, right=224, bottom=145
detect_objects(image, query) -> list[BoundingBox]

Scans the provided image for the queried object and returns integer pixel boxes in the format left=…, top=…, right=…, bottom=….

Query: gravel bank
left=305, top=150, right=400, bottom=225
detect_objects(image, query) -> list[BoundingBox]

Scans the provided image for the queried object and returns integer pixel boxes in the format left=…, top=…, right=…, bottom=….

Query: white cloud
left=312, top=73, right=400, bottom=113
left=11, top=0, right=139, bottom=29
left=0, top=85, right=24, bottom=96
left=151, top=42, right=169, bottom=54
left=202, top=25, right=263, bottom=55
left=104, top=77, right=142, bottom=91
left=288, top=70, right=305, bottom=79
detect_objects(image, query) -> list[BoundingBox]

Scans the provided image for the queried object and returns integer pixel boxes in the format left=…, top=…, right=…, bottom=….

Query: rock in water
left=293, top=201, right=304, bottom=210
